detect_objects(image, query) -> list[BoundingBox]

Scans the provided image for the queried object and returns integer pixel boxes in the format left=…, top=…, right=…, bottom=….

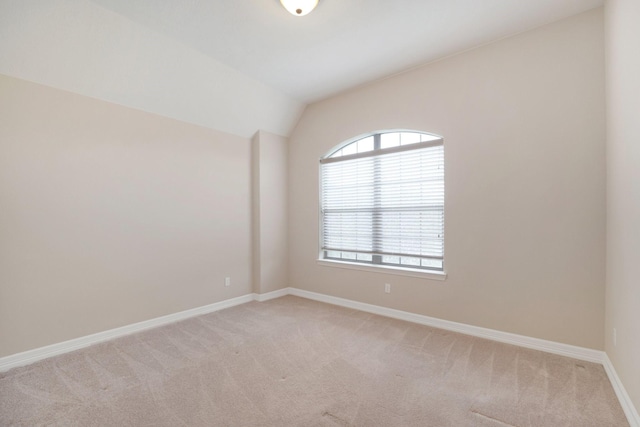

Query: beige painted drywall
left=605, top=0, right=640, bottom=412
left=0, top=0, right=304, bottom=138
left=251, top=131, right=289, bottom=294
left=0, top=74, right=252, bottom=357
left=288, top=9, right=606, bottom=349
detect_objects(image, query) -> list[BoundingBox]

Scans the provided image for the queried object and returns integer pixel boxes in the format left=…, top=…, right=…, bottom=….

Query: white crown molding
left=603, top=353, right=640, bottom=427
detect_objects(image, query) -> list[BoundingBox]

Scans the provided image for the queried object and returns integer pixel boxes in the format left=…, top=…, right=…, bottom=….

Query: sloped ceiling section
left=0, top=0, right=304, bottom=138
left=90, top=0, right=603, bottom=103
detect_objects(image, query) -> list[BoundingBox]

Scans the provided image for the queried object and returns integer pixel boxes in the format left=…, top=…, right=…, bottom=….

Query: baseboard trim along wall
left=287, top=288, right=604, bottom=363
left=1, top=287, right=637, bottom=427
left=254, top=288, right=289, bottom=302
left=288, top=288, right=638, bottom=427
left=0, top=288, right=292, bottom=372
left=603, top=353, right=640, bottom=427
left=0, top=293, right=255, bottom=372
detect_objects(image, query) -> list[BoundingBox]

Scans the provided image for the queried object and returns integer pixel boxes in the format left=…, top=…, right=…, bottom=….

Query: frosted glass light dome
left=280, top=0, right=319, bottom=16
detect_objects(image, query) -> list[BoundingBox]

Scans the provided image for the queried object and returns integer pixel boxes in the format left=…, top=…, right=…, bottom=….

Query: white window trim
left=317, top=258, right=447, bottom=281
left=319, top=130, right=446, bottom=276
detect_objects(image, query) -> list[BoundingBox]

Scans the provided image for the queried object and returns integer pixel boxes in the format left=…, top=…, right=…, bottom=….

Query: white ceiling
left=0, top=0, right=603, bottom=137
left=90, top=0, right=603, bottom=103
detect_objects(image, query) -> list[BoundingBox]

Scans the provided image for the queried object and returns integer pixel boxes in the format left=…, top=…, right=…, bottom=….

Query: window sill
left=316, top=259, right=447, bottom=281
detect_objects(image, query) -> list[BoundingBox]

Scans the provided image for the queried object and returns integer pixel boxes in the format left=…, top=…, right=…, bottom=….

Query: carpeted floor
left=0, top=296, right=629, bottom=426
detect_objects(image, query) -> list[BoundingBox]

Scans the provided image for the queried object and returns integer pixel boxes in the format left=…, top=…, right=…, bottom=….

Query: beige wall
left=0, top=5, right=615, bottom=368
left=0, top=74, right=252, bottom=357
left=605, top=0, right=640, bottom=412
left=288, top=9, right=606, bottom=349
left=0, top=0, right=304, bottom=138
left=252, top=131, right=289, bottom=294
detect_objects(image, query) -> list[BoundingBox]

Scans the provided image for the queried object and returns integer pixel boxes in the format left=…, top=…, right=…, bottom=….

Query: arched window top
left=325, top=130, right=442, bottom=159
left=319, top=129, right=445, bottom=274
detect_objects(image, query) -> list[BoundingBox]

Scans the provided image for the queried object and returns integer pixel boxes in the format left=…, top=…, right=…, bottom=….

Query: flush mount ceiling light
left=280, top=0, right=318, bottom=16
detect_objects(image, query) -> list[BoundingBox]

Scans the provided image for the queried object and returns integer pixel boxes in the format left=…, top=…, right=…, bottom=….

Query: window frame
left=318, top=130, right=447, bottom=281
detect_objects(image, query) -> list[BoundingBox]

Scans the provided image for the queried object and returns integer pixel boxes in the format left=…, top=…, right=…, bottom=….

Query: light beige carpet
left=0, top=296, right=629, bottom=426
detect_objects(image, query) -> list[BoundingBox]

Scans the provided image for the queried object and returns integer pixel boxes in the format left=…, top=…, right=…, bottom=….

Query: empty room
left=0, top=0, right=638, bottom=425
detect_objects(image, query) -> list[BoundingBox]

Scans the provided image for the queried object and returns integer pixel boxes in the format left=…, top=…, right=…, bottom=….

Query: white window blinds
left=320, top=134, right=444, bottom=271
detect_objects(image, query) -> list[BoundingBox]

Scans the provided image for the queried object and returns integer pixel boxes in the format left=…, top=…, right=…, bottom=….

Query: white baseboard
left=0, top=288, right=294, bottom=372
left=2, top=286, right=636, bottom=427
left=254, top=288, right=289, bottom=302
left=288, top=288, right=604, bottom=364
left=603, top=353, right=640, bottom=427
left=1, top=288, right=601, bottom=371
left=0, top=293, right=255, bottom=372
left=292, top=287, right=639, bottom=427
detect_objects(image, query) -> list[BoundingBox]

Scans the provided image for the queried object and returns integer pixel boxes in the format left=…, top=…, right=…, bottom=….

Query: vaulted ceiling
left=0, top=0, right=603, bottom=137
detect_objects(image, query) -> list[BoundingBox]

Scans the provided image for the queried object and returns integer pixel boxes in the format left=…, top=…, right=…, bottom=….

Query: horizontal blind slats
left=321, top=136, right=444, bottom=270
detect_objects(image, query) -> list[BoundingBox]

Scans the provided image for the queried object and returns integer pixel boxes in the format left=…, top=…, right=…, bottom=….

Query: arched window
left=319, top=131, right=444, bottom=272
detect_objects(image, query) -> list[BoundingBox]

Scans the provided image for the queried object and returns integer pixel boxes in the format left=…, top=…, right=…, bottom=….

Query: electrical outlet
left=225, top=277, right=231, bottom=287
left=384, top=283, right=391, bottom=294
left=613, top=328, right=617, bottom=347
